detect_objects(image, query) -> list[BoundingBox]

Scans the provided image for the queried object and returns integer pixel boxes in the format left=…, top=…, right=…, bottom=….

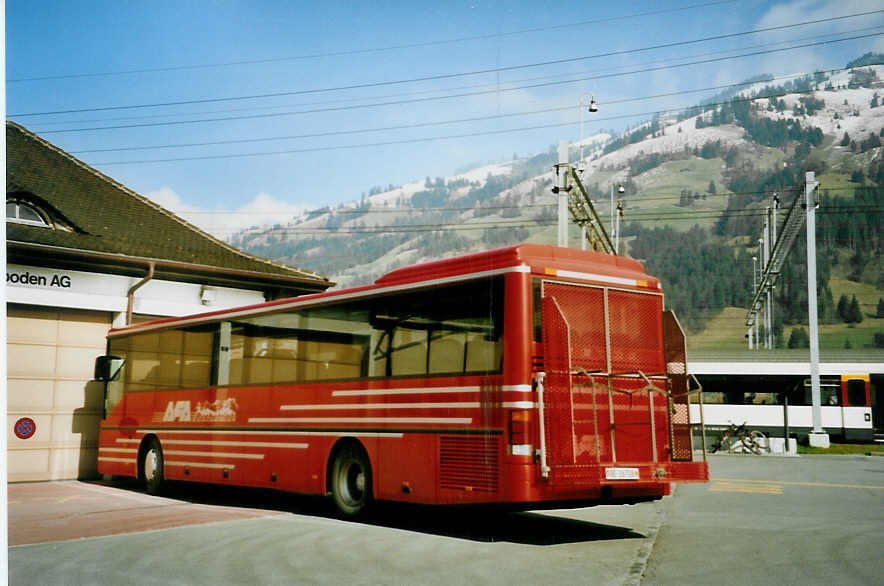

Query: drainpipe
left=126, top=262, right=155, bottom=325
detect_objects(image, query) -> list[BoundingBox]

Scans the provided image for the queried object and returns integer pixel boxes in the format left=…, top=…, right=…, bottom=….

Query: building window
left=6, top=200, right=49, bottom=227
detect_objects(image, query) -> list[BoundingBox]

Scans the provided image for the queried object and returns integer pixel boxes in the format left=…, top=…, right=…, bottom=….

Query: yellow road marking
left=715, top=477, right=884, bottom=491
left=709, top=481, right=783, bottom=495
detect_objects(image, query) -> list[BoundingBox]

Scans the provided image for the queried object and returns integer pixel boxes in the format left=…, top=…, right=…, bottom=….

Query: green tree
left=707, top=180, right=716, bottom=194
left=848, top=295, right=863, bottom=324
left=877, top=298, right=884, bottom=318
left=837, top=294, right=849, bottom=321
left=787, top=327, right=809, bottom=348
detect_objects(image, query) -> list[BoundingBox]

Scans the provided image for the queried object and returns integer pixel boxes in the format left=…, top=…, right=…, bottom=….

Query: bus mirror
left=95, top=356, right=124, bottom=381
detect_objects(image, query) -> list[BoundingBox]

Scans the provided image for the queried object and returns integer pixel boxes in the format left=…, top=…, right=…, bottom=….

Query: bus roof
left=109, top=244, right=658, bottom=337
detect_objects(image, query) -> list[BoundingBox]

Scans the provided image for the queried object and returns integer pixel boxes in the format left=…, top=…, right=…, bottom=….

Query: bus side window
left=103, top=358, right=126, bottom=418
left=428, top=330, right=466, bottom=374
left=391, top=327, right=428, bottom=376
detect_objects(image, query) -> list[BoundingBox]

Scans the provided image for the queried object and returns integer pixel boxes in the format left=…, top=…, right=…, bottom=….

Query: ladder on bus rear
left=537, top=286, right=704, bottom=485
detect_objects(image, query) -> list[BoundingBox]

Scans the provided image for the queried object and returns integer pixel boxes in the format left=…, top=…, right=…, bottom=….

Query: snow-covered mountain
left=230, top=63, right=884, bottom=289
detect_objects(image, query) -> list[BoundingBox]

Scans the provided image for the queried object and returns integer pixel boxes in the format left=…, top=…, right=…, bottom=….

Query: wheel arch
left=136, top=433, right=161, bottom=481
left=325, top=436, right=371, bottom=495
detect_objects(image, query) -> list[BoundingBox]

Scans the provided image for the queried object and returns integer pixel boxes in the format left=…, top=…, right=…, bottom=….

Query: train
left=688, top=361, right=881, bottom=444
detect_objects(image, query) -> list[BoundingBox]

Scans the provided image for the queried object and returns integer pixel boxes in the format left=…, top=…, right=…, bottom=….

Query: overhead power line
left=66, top=64, right=873, bottom=154
left=88, top=66, right=883, bottom=166
left=7, top=1, right=737, bottom=83
left=169, top=185, right=868, bottom=219
left=198, top=205, right=883, bottom=237
left=31, top=25, right=880, bottom=130
left=34, top=33, right=884, bottom=141
left=12, top=9, right=882, bottom=118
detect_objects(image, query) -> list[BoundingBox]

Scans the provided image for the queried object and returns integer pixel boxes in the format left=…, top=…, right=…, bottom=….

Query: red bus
left=96, top=244, right=708, bottom=516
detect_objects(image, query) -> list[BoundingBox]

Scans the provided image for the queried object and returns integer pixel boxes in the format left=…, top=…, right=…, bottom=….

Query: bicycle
left=710, top=422, right=766, bottom=455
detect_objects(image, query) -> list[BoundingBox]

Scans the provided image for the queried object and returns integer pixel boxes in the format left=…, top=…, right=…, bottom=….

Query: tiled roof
left=6, top=122, right=331, bottom=292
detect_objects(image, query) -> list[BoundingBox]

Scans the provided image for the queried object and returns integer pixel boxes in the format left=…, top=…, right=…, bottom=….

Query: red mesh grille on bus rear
left=664, top=311, right=693, bottom=461
left=540, top=297, right=576, bottom=467
left=543, top=283, right=606, bottom=372
left=607, top=290, right=665, bottom=375
left=540, top=281, right=680, bottom=484
left=439, top=435, right=500, bottom=493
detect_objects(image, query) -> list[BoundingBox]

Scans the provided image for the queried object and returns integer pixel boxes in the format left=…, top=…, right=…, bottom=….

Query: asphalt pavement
left=8, top=453, right=884, bottom=585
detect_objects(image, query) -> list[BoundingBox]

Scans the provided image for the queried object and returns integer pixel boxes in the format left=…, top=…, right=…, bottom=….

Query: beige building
left=6, top=121, right=332, bottom=482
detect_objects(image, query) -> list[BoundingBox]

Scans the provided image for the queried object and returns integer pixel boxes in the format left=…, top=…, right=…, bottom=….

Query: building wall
left=6, top=263, right=269, bottom=482
left=7, top=305, right=109, bottom=481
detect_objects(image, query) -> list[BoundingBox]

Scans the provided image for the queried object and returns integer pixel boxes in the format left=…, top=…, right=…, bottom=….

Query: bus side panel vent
left=439, top=435, right=500, bottom=493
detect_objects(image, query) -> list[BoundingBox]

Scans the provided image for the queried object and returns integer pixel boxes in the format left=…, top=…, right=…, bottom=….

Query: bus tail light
left=510, top=410, right=533, bottom=455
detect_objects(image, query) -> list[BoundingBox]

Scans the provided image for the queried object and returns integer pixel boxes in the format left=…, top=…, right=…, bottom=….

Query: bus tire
left=330, top=443, right=372, bottom=517
left=141, top=437, right=165, bottom=495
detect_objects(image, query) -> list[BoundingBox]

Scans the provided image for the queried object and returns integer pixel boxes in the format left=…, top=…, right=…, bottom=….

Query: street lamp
left=579, top=95, right=599, bottom=249
left=579, top=94, right=599, bottom=169
left=611, top=183, right=624, bottom=243
left=752, top=256, right=757, bottom=291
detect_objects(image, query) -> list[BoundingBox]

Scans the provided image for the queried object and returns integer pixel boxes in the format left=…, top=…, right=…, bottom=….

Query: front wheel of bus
left=331, top=444, right=372, bottom=517
left=141, top=437, right=165, bottom=495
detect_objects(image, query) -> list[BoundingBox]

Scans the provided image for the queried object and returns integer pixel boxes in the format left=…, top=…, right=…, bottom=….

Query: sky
left=6, top=0, right=884, bottom=238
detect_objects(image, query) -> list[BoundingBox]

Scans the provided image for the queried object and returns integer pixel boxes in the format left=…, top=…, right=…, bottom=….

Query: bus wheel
left=330, top=444, right=372, bottom=517
left=141, top=437, right=165, bottom=495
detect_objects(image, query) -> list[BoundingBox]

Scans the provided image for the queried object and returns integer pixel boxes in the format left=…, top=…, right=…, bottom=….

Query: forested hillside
left=231, top=57, right=884, bottom=351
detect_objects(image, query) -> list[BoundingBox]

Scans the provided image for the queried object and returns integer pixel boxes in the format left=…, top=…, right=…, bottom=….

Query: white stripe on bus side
left=165, top=461, right=236, bottom=470
left=116, top=438, right=308, bottom=449
left=331, top=384, right=533, bottom=397
left=248, top=417, right=473, bottom=424
left=280, top=402, right=481, bottom=410
left=97, top=457, right=137, bottom=464
left=135, top=429, right=405, bottom=438
left=163, top=450, right=266, bottom=460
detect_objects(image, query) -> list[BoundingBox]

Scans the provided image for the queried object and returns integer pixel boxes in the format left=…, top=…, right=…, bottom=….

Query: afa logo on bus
left=161, top=398, right=238, bottom=422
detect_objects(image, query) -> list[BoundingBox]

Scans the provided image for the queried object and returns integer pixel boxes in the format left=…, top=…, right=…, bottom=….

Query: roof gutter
left=6, top=241, right=334, bottom=292
left=126, top=261, right=154, bottom=325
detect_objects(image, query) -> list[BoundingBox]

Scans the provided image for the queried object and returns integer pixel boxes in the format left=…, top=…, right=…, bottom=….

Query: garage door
left=7, top=304, right=111, bottom=481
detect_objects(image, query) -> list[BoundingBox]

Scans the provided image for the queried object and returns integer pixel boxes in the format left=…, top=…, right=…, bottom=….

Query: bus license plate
left=605, top=467, right=639, bottom=480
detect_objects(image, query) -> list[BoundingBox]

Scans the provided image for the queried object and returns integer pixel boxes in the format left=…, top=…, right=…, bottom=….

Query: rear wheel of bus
left=140, top=436, right=165, bottom=495
left=330, top=442, right=372, bottom=517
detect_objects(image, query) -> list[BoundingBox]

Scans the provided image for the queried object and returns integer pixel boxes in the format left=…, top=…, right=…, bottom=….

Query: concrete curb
left=623, top=490, right=673, bottom=586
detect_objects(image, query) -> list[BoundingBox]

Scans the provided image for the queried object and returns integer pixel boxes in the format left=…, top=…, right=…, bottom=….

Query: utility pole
left=771, top=194, right=778, bottom=348
left=758, top=237, right=766, bottom=348
left=745, top=178, right=810, bottom=357
left=804, top=171, right=828, bottom=447
left=557, top=140, right=569, bottom=247
left=577, top=95, right=597, bottom=250
left=764, top=209, right=772, bottom=349
left=749, top=255, right=757, bottom=350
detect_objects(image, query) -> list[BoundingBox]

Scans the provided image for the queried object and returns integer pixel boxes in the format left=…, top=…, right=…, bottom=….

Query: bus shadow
left=97, top=479, right=644, bottom=546
left=365, top=505, right=646, bottom=545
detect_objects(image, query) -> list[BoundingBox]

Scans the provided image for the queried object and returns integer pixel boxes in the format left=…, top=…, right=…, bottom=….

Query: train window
left=701, top=392, right=725, bottom=404
left=803, top=378, right=840, bottom=406
left=846, top=379, right=867, bottom=406
left=747, top=392, right=778, bottom=405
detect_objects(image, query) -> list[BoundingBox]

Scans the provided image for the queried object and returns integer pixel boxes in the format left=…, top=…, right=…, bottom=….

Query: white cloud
left=145, top=187, right=306, bottom=240
left=753, top=0, right=884, bottom=73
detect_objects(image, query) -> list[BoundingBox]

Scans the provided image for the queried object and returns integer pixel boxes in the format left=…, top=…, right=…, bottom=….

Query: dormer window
left=6, top=199, right=49, bottom=227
